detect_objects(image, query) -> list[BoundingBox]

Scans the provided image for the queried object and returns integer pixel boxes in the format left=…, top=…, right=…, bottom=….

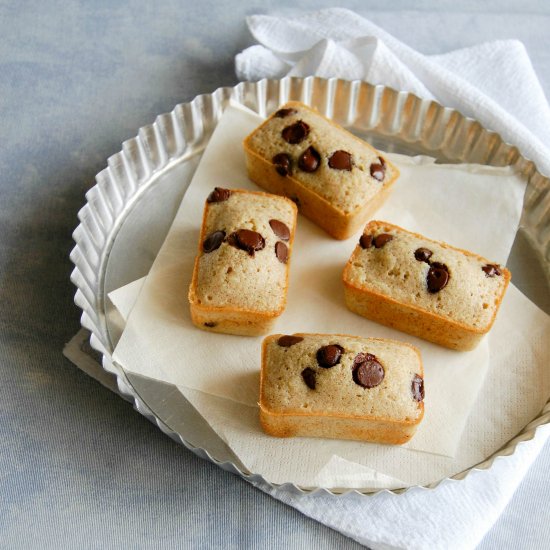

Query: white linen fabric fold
left=234, top=8, right=550, bottom=549
left=236, top=8, right=550, bottom=176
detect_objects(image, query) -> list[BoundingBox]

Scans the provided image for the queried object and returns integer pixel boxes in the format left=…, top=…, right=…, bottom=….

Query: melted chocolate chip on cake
left=277, top=335, right=304, bottom=347
left=316, top=344, right=344, bottom=368
left=298, top=146, right=321, bottom=172
left=411, top=374, right=424, bottom=402
left=228, top=229, right=265, bottom=256
left=352, top=353, right=385, bottom=389
left=427, top=262, right=449, bottom=293
left=274, top=108, right=298, bottom=118
left=272, top=153, right=292, bottom=177
left=207, top=187, right=232, bottom=203
left=269, top=219, right=290, bottom=240
left=282, top=121, right=310, bottom=144
left=328, top=150, right=352, bottom=171
left=482, top=264, right=502, bottom=277
left=374, top=233, right=393, bottom=248
left=301, top=367, right=316, bottom=390
left=414, top=248, right=433, bottom=263
left=275, top=242, right=288, bottom=264
left=359, top=234, right=373, bottom=249
left=202, top=230, right=225, bottom=253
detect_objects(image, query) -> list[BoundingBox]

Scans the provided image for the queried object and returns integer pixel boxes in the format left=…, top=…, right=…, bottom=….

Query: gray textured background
left=1, top=1, right=549, bottom=548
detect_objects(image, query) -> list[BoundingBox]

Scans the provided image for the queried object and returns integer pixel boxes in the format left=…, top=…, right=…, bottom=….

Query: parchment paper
left=111, top=103, right=549, bottom=488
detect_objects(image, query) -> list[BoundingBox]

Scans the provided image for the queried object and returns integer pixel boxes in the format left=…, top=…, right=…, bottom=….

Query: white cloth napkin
left=236, top=8, right=550, bottom=178
left=232, top=8, right=550, bottom=549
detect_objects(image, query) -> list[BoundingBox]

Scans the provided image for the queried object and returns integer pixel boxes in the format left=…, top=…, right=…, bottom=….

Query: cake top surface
left=191, top=188, right=297, bottom=313
left=344, top=221, right=511, bottom=329
left=244, top=101, right=398, bottom=214
left=261, top=333, right=424, bottom=422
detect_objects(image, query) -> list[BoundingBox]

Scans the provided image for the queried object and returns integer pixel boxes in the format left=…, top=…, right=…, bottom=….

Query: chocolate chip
left=269, top=219, right=290, bottom=240
left=298, top=146, right=321, bottom=172
left=301, top=367, right=316, bottom=390
left=359, top=234, right=373, bottom=249
left=291, top=196, right=301, bottom=207
left=275, top=108, right=297, bottom=118
left=316, top=344, right=344, bottom=368
left=277, top=335, right=304, bottom=347
left=415, top=248, right=433, bottom=263
left=482, top=264, right=502, bottom=277
left=352, top=353, right=385, bottom=388
left=328, top=150, right=352, bottom=171
left=228, top=229, right=265, bottom=256
left=427, top=263, right=449, bottom=293
left=275, top=242, right=288, bottom=264
left=206, top=187, right=231, bottom=203
left=370, top=162, right=386, bottom=181
left=412, top=374, right=424, bottom=402
left=204, top=322, right=217, bottom=328
left=282, top=121, right=310, bottom=144
left=374, top=234, right=393, bottom=248
left=202, top=230, right=225, bottom=253
left=272, top=153, right=292, bottom=177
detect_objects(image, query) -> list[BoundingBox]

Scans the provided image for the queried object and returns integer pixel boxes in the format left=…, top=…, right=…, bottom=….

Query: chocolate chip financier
left=260, top=333, right=424, bottom=444
left=343, top=221, right=511, bottom=350
left=188, top=187, right=298, bottom=336
left=243, top=101, right=399, bottom=240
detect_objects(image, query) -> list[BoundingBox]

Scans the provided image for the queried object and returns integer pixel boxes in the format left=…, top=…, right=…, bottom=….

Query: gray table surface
left=1, top=1, right=549, bottom=548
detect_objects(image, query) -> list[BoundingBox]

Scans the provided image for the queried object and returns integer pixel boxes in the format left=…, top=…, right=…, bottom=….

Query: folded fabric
left=236, top=8, right=550, bottom=177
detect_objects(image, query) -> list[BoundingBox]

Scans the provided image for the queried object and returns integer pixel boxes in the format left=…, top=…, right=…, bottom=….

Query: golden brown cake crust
left=259, top=333, right=424, bottom=444
left=342, top=221, right=511, bottom=350
left=243, top=101, right=399, bottom=240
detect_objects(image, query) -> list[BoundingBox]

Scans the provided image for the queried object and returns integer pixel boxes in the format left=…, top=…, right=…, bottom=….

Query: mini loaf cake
left=243, top=101, right=399, bottom=240
left=260, top=333, right=424, bottom=444
left=188, top=188, right=297, bottom=336
left=343, top=221, right=511, bottom=351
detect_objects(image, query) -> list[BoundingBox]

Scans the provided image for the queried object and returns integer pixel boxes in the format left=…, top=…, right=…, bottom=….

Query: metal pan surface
left=71, top=76, right=550, bottom=496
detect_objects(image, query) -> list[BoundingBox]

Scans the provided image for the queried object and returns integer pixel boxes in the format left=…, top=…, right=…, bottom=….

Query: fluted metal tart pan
left=70, top=76, right=550, bottom=496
